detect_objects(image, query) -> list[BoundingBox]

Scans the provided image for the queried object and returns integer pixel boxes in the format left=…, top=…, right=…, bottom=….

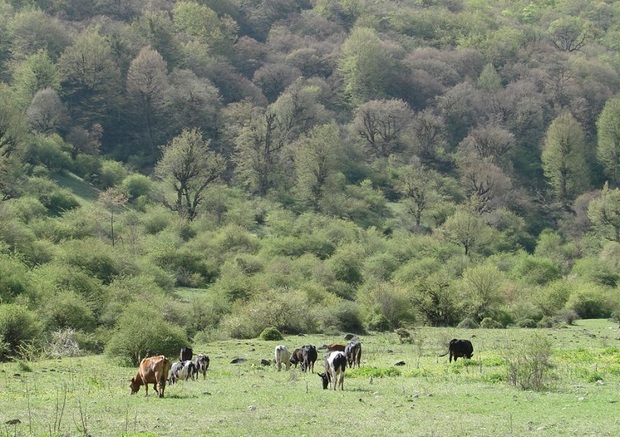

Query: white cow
left=274, top=345, right=291, bottom=371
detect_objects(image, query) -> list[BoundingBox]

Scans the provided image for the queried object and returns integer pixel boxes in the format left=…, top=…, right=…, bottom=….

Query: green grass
left=51, top=171, right=100, bottom=204
left=1, top=320, right=620, bottom=436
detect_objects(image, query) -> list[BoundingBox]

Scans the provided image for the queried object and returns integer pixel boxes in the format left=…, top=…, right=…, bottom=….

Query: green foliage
left=512, top=253, right=561, bottom=286
left=596, top=95, right=620, bottom=185
left=0, top=303, right=43, bottom=361
left=457, top=317, right=479, bottom=329
left=259, top=326, right=284, bottom=341
left=480, top=317, right=503, bottom=329
left=565, top=283, right=617, bottom=319
left=105, top=303, right=188, bottom=366
left=0, top=254, right=28, bottom=301
left=97, top=159, right=126, bottom=189
left=505, top=334, right=553, bottom=391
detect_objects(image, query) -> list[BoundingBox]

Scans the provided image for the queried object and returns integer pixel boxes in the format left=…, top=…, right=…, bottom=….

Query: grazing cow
left=325, top=343, right=346, bottom=352
left=169, top=360, right=196, bottom=384
left=302, top=345, right=318, bottom=373
left=344, top=341, right=362, bottom=368
left=289, top=348, right=305, bottom=369
left=194, top=354, right=210, bottom=379
left=318, top=351, right=347, bottom=390
left=444, top=339, right=474, bottom=362
left=130, top=355, right=171, bottom=398
left=274, top=345, right=291, bottom=371
left=180, top=347, right=193, bottom=362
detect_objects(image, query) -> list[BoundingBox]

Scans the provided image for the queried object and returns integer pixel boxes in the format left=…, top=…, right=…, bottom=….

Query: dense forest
left=2, top=0, right=620, bottom=363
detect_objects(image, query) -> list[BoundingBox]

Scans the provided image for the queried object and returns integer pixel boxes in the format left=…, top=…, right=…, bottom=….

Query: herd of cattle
left=129, top=339, right=473, bottom=397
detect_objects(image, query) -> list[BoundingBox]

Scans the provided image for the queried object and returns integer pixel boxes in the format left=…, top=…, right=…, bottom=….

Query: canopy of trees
left=1, top=0, right=620, bottom=360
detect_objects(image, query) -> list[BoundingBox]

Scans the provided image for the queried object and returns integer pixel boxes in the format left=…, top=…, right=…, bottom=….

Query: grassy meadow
left=1, top=319, right=620, bottom=436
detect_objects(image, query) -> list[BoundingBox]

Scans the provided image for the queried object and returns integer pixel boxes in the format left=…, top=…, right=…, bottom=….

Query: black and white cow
left=318, top=351, right=347, bottom=390
left=169, top=360, right=196, bottom=384
left=194, top=354, right=210, bottom=379
left=344, top=341, right=362, bottom=368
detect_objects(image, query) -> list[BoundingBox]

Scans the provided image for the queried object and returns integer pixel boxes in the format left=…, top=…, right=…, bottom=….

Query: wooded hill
left=1, top=0, right=620, bottom=363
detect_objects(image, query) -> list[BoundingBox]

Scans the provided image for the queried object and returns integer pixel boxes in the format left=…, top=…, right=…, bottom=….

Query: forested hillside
left=2, top=0, right=620, bottom=362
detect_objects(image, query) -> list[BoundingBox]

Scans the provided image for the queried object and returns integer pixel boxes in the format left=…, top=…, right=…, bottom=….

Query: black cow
left=447, top=339, right=474, bottom=362
left=195, top=354, right=210, bottom=379
left=302, top=345, right=317, bottom=373
left=290, top=348, right=304, bottom=369
left=180, top=347, right=193, bottom=362
left=344, top=341, right=362, bottom=368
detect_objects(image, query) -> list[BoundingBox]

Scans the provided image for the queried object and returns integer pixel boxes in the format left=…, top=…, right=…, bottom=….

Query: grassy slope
left=51, top=171, right=100, bottom=205
left=1, top=320, right=619, bottom=436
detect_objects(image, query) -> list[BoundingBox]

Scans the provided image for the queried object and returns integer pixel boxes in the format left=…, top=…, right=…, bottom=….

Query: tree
left=155, top=129, right=226, bottom=221
left=457, top=153, right=513, bottom=214
left=457, top=123, right=515, bottom=169
left=588, top=182, right=620, bottom=242
left=165, top=69, right=221, bottom=139
left=352, top=99, right=414, bottom=159
left=11, top=50, right=61, bottom=108
left=293, top=123, right=339, bottom=211
left=338, top=27, right=394, bottom=105
left=546, top=17, right=590, bottom=52
left=596, top=95, right=620, bottom=187
left=439, top=206, right=492, bottom=256
left=26, top=88, right=69, bottom=134
left=57, top=27, right=122, bottom=130
left=542, top=112, right=589, bottom=206
left=98, top=188, right=128, bottom=247
left=125, top=46, right=169, bottom=160
left=227, top=104, right=286, bottom=196
left=397, top=158, right=439, bottom=229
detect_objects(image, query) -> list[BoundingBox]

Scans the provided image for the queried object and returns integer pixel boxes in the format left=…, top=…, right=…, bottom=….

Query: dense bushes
left=0, top=304, right=43, bottom=361
left=105, top=303, right=188, bottom=366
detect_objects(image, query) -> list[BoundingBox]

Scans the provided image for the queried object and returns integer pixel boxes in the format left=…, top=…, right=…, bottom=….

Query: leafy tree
left=26, top=88, right=69, bottom=134
left=546, top=16, right=590, bottom=52
left=11, top=50, right=61, bottom=107
left=477, top=63, right=502, bottom=92
left=397, top=158, right=439, bottom=229
left=165, top=69, right=221, bottom=139
left=439, top=206, right=492, bottom=256
left=57, top=26, right=122, bottom=130
left=352, top=99, right=414, bottom=159
left=155, top=128, right=226, bottom=220
left=8, top=8, right=71, bottom=61
left=588, top=182, right=620, bottom=242
left=458, top=264, right=506, bottom=321
left=293, top=123, right=339, bottom=212
left=125, top=46, right=169, bottom=161
left=131, top=8, right=183, bottom=67
left=338, top=27, right=394, bottom=105
left=409, top=271, right=460, bottom=326
left=596, top=95, right=620, bottom=186
left=230, top=105, right=286, bottom=196
left=541, top=112, right=589, bottom=206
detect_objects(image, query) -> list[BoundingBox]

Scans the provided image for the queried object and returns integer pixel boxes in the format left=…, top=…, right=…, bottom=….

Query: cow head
left=129, top=378, right=140, bottom=394
left=318, top=372, right=330, bottom=389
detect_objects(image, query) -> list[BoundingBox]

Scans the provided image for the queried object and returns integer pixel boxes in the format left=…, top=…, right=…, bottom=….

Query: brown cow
left=326, top=343, right=346, bottom=352
left=130, top=355, right=172, bottom=398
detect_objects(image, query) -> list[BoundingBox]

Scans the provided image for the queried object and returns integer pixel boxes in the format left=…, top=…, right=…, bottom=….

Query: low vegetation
left=1, top=320, right=619, bottom=436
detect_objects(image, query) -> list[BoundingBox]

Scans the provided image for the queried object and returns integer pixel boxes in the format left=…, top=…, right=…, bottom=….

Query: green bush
left=480, top=317, right=503, bottom=329
left=43, top=291, right=97, bottom=332
left=97, top=159, right=126, bottom=189
left=260, top=327, right=284, bottom=341
left=516, top=318, right=537, bottom=328
left=105, top=303, right=188, bottom=366
left=0, top=304, right=44, bottom=361
left=121, top=173, right=154, bottom=201
left=457, top=318, right=479, bottom=329
left=505, top=334, right=553, bottom=391
left=566, top=285, right=616, bottom=319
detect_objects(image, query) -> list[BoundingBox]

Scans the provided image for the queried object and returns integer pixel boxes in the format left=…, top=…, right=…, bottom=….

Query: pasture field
left=1, top=320, right=620, bottom=436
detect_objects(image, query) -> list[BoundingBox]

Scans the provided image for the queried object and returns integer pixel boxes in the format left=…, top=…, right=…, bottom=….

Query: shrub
left=566, top=285, right=616, bottom=319
left=105, top=303, right=188, bottom=366
left=367, top=313, right=391, bottom=332
left=516, top=318, right=537, bottom=328
left=0, top=304, right=44, bottom=361
left=121, top=173, right=154, bottom=201
left=318, top=300, right=365, bottom=334
left=457, top=318, right=479, bottom=329
left=480, top=317, right=503, bottom=329
left=505, top=334, right=553, bottom=391
left=260, top=327, right=284, bottom=341
left=97, top=159, right=126, bottom=188
left=45, top=329, right=82, bottom=358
